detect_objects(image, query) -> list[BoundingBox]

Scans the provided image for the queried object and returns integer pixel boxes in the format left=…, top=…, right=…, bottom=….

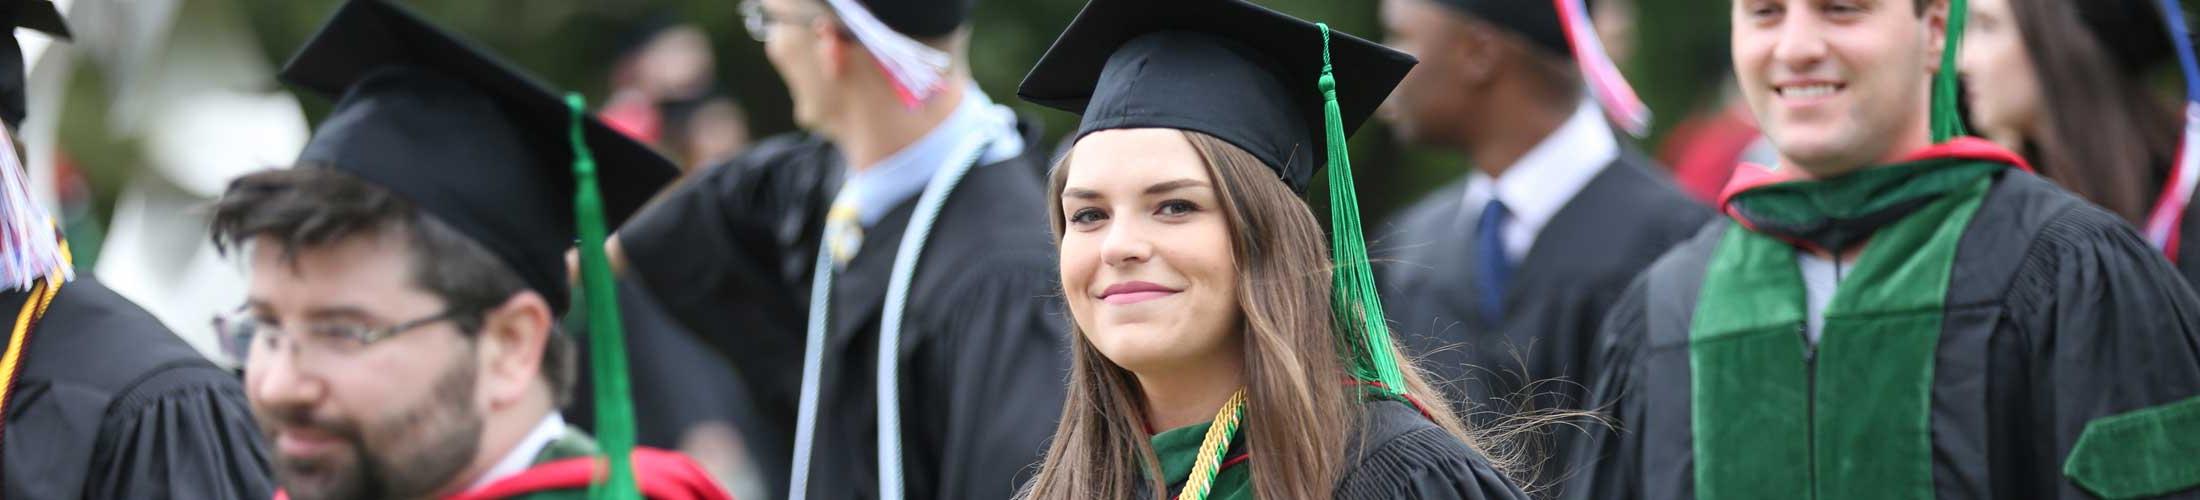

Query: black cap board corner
left=1016, top=0, right=1415, bottom=193
left=279, top=0, right=679, bottom=314
left=0, top=0, right=69, bottom=130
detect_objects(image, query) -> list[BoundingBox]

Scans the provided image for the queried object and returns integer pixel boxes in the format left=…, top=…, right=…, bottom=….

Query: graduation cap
left=1017, top=0, right=1413, bottom=193
left=1018, top=0, right=1417, bottom=399
left=278, top=0, right=679, bottom=315
left=1433, top=0, right=1568, bottom=55
left=854, top=0, right=974, bottom=39
left=0, top=0, right=67, bottom=131
left=280, top=1, right=673, bottom=496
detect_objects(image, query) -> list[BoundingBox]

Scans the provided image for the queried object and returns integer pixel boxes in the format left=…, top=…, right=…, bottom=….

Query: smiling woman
left=1013, top=0, right=1530, bottom=499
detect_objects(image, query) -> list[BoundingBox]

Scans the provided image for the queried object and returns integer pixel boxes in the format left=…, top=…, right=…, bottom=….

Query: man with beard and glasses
left=210, top=2, right=726, bottom=499
left=1371, top=0, right=1708, bottom=485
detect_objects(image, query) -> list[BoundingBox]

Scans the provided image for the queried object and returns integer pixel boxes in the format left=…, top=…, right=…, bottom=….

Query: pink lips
left=276, top=429, right=342, bottom=457
left=1100, top=281, right=1180, bottom=305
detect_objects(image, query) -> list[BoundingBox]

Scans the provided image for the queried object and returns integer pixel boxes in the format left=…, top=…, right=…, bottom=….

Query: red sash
left=274, top=447, right=732, bottom=500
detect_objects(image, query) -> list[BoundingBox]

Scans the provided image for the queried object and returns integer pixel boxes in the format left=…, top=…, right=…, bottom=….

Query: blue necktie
left=1474, top=199, right=1513, bottom=327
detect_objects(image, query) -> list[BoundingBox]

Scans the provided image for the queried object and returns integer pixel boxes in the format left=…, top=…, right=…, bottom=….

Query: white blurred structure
left=23, top=0, right=307, bottom=364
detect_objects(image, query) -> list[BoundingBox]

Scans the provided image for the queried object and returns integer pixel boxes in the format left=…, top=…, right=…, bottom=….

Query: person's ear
left=1924, top=0, right=1950, bottom=75
left=1451, top=21, right=1504, bottom=88
left=816, top=18, right=851, bottom=79
left=475, top=292, right=552, bottom=410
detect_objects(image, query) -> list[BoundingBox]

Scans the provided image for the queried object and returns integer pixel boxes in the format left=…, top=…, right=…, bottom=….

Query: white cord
left=786, top=133, right=991, bottom=500
left=876, top=134, right=991, bottom=500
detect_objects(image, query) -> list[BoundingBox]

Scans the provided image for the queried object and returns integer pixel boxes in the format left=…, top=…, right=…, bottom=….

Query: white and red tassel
left=1553, top=0, right=1651, bottom=137
left=820, top=0, right=952, bottom=109
left=2145, top=0, right=2200, bottom=258
left=0, top=130, right=69, bottom=291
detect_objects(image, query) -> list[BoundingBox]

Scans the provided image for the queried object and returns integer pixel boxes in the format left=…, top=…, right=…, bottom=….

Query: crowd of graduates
left=0, top=0, right=2195, bottom=498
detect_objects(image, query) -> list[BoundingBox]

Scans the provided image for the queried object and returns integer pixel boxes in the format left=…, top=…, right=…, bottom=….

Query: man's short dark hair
left=210, top=166, right=577, bottom=405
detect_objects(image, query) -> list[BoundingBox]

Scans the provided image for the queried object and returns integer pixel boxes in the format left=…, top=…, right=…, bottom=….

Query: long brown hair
left=2003, top=0, right=2179, bottom=224
left=1020, top=130, right=1481, bottom=499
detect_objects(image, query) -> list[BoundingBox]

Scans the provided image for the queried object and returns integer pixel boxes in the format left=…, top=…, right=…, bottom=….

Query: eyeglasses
left=215, top=308, right=463, bottom=368
left=740, top=0, right=828, bottom=42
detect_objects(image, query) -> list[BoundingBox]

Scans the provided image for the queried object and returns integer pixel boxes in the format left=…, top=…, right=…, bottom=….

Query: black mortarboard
left=1019, top=0, right=1420, bottom=409
left=279, top=0, right=679, bottom=314
left=858, top=0, right=975, bottom=38
left=0, top=0, right=67, bottom=130
left=1016, top=0, right=1415, bottom=193
left=1433, top=0, right=1569, bottom=56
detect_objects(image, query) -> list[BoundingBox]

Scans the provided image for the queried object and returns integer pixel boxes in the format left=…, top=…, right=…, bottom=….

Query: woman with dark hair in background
left=1958, top=0, right=2200, bottom=279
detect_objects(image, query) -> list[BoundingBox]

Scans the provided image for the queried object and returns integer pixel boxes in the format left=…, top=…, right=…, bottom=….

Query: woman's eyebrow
left=1144, top=178, right=1209, bottom=195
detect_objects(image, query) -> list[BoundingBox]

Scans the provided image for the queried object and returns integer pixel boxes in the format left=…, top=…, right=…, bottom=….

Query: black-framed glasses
left=740, top=0, right=827, bottom=42
left=215, top=307, right=463, bottom=367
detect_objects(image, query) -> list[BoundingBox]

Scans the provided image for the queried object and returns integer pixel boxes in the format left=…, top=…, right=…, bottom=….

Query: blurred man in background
left=604, top=0, right=1066, bottom=498
left=577, top=15, right=768, bottom=499
left=1373, top=0, right=1707, bottom=485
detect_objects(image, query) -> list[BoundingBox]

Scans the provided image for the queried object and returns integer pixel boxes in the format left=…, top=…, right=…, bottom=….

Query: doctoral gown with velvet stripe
left=1564, top=168, right=2200, bottom=500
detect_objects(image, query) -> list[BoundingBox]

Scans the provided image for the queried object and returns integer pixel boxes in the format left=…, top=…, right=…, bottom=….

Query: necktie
left=826, top=184, right=864, bottom=269
left=1474, top=198, right=1513, bottom=327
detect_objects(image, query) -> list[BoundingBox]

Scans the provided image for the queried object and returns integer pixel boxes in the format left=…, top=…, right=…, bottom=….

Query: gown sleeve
left=615, top=136, right=823, bottom=426
left=1556, top=277, right=1649, bottom=500
left=911, top=250, right=1070, bottom=499
left=83, top=364, right=274, bottom=499
left=1334, top=417, right=1533, bottom=500
left=2005, top=207, right=2200, bottom=499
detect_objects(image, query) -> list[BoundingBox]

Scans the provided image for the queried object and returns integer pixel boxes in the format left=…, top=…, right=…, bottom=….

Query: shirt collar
left=1481, top=101, right=1618, bottom=229
left=841, top=85, right=1026, bottom=227
left=464, top=412, right=568, bottom=492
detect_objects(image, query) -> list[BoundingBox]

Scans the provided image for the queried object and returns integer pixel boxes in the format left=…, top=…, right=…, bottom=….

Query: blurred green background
left=58, top=0, right=1733, bottom=233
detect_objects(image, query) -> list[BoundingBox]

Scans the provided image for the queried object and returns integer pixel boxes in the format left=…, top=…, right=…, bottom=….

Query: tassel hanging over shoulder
left=0, top=129, right=68, bottom=291
left=2143, top=0, right=2200, bottom=253
left=1552, top=0, right=1651, bottom=137
left=1318, top=23, right=1408, bottom=398
left=567, top=93, right=640, bottom=500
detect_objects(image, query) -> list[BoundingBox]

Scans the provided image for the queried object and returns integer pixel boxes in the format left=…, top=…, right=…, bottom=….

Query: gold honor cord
left=0, top=237, right=72, bottom=470
left=1178, top=389, right=1248, bottom=500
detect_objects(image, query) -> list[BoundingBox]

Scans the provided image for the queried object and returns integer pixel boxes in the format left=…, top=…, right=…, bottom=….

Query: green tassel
left=567, top=93, right=639, bottom=500
left=1318, top=23, right=1407, bottom=397
left=1930, top=0, right=1970, bottom=143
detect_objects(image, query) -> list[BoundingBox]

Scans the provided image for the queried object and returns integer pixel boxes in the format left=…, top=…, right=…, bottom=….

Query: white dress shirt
left=462, top=412, right=569, bottom=492
left=1461, top=101, right=1621, bottom=263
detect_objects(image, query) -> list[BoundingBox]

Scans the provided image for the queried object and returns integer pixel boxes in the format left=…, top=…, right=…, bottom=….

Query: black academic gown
left=1333, top=400, right=1533, bottom=500
left=618, top=118, right=1069, bottom=500
left=2, top=277, right=272, bottom=499
left=565, top=278, right=759, bottom=456
left=1566, top=170, right=2200, bottom=500
left=2176, top=196, right=2200, bottom=291
left=1375, top=150, right=1708, bottom=485
left=1134, top=399, right=1530, bottom=500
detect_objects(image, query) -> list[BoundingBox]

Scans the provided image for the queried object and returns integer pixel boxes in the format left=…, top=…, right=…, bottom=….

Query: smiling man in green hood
left=1562, top=0, right=2200, bottom=499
